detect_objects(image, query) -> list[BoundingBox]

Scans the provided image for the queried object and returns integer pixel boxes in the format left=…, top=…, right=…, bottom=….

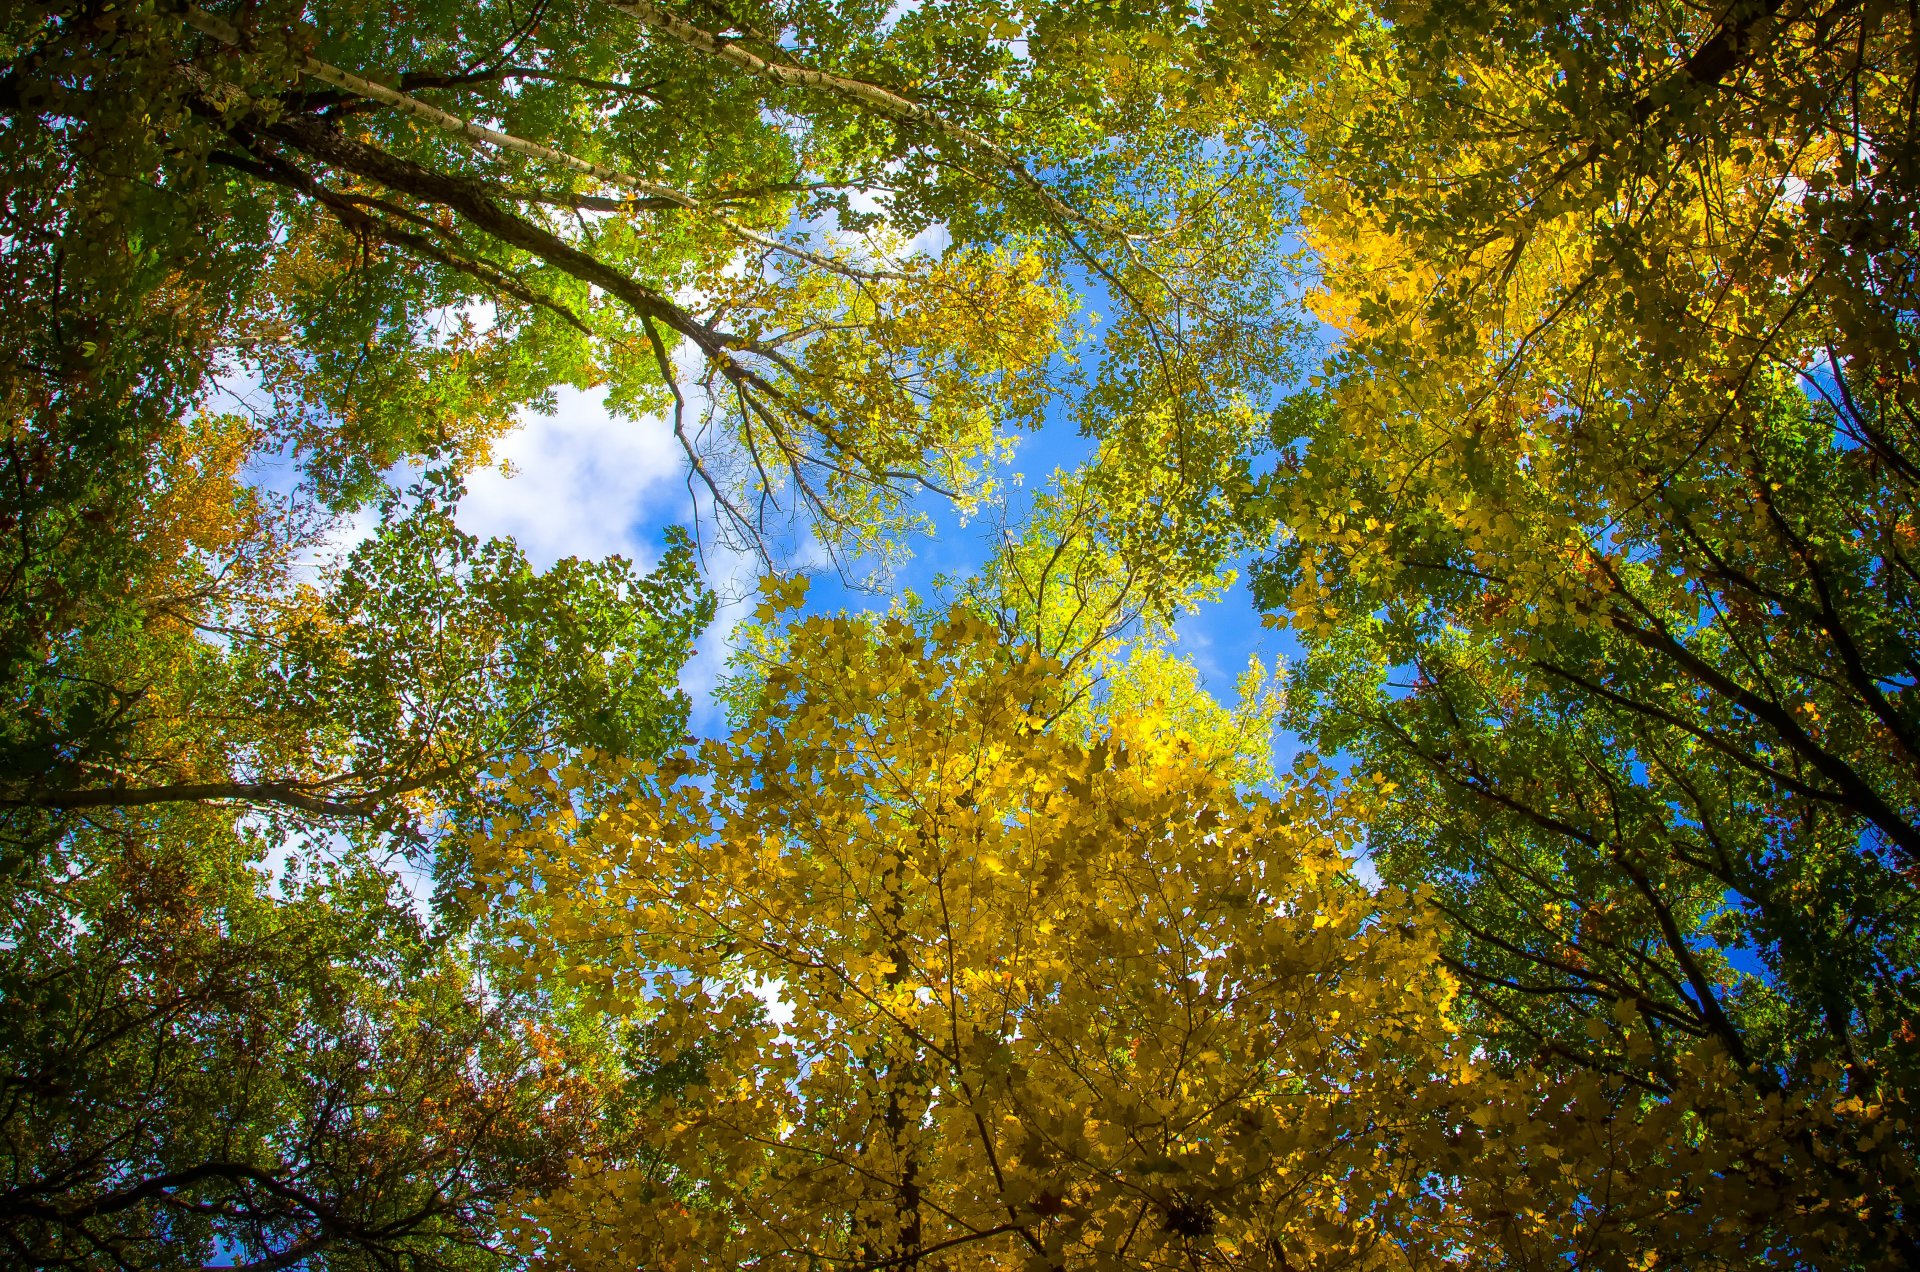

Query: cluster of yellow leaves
left=1086, top=646, right=1283, bottom=786
left=1454, top=1036, right=1916, bottom=1268
left=477, top=611, right=1482, bottom=1269
left=1281, top=0, right=1920, bottom=624
left=716, top=246, right=1069, bottom=567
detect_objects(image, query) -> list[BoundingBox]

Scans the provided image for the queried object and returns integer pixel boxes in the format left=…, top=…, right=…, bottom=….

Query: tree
left=0, top=427, right=714, bottom=855
left=1, top=10, right=733, bottom=1252
left=0, top=336, right=713, bottom=1262
left=1227, top=0, right=1920, bottom=1258
left=0, top=802, right=617, bottom=1270
left=0, top=3, right=1316, bottom=1264
left=473, top=610, right=1485, bottom=1270
left=0, top=373, right=711, bottom=1268
left=21, top=0, right=1920, bottom=1262
left=3, top=0, right=1304, bottom=567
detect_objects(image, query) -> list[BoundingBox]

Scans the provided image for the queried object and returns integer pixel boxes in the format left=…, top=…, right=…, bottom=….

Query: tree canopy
left=5, top=0, right=1920, bottom=1265
left=4, top=0, right=1304, bottom=568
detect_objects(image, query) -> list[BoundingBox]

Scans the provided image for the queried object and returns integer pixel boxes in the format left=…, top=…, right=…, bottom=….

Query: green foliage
left=0, top=439, right=713, bottom=850
left=2, top=0, right=1308, bottom=572
left=0, top=811, right=587, bottom=1268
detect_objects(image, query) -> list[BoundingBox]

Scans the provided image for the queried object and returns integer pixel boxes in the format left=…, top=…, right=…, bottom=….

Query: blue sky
left=446, top=208, right=1316, bottom=746
left=453, top=381, right=1297, bottom=743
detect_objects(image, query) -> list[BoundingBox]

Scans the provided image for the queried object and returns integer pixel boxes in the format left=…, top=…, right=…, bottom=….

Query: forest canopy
left=3, top=0, right=1916, bottom=1267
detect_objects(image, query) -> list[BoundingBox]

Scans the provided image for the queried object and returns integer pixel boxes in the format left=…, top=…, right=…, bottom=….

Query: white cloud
left=451, top=385, right=774, bottom=735
left=457, top=386, right=684, bottom=568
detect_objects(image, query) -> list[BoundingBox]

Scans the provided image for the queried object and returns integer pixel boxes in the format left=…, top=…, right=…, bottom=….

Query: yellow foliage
left=479, top=611, right=1479, bottom=1269
left=709, top=245, right=1070, bottom=569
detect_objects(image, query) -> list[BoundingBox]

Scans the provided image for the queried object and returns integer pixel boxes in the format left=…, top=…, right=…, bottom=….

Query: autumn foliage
left=5, top=0, right=1919, bottom=1265
left=482, top=613, right=1470, bottom=1268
